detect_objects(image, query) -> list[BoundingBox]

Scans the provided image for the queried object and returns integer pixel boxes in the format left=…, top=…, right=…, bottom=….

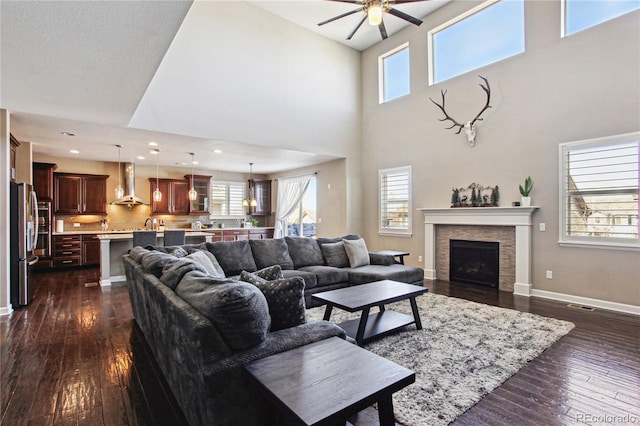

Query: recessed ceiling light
left=137, top=156, right=145, bottom=160
left=61, top=132, right=76, bottom=137
left=213, top=149, right=222, bottom=154
left=150, top=149, right=160, bottom=155
left=192, top=161, right=199, bottom=165
left=69, top=149, right=80, bottom=154
left=148, top=142, right=158, bottom=146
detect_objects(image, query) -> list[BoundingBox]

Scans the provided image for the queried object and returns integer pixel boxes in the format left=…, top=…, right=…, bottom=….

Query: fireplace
left=449, top=240, right=499, bottom=288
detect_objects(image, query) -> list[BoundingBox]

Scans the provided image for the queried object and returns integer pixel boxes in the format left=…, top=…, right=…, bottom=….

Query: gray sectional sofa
left=122, top=235, right=424, bottom=425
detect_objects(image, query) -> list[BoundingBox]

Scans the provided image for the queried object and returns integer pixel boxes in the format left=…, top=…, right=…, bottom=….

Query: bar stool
left=133, top=231, right=157, bottom=248
left=163, top=230, right=186, bottom=246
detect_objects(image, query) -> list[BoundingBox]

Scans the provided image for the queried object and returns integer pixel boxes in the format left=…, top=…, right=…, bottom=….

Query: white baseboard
left=100, top=275, right=126, bottom=287
left=423, top=269, right=436, bottom=280
left=0, top=306, right=14, bottom=316
left=531, top=289, right=640, bottom=316
left=514, top=282, right=532, bottom=297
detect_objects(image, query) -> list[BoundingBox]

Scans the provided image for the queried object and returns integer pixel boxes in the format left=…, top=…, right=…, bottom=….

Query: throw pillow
left=206, top=240, right=257, bottom=276
left=320, top=241, right=350, bottom=268
left=343, top=238, right=370, bottom=268
left=249, top=239, right=294, bottom=270
left=239, top=273, right=306, bottom=332
left=284, top=236, right=325, bottom=268
left=254, top=264, right=284, bottom=280
left=186, top=250, right=225, bottom=278
left=176, top=271, right=270, bottom=350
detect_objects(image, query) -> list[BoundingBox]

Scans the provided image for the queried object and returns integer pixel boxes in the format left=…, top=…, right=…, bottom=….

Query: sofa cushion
left=316, top=234, right=361, bottom=246
left=186, top=250, right=225, bottom=278
left=343, top=238, right=370, bottom=268
left=239, top=273, right=307, bottom=332
left=206, top=240, right=257, bottom=276
left=347, top=264, right=425, bottom=286
left=298, top=265, right=349, bottom=286
left=281, top=269, right=318, bottom=289
left=284, top=236, right=324, bottom=268
left=160, top=258, right=208, bottom=290
left=320, top=241, right=350, bottom=268
left=176, top=270, right=270, bottom=350
left=128, top=246, right=150, bottom=262
left=141, top=251, right=180, bottom=278
left=249, top=239, right=294, bottom=270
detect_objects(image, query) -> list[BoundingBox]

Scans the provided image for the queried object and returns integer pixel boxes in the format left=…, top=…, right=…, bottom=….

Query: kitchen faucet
left=144, top=217, right=152, bottom=229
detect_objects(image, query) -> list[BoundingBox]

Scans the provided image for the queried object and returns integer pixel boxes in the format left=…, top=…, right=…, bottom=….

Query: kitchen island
left=97, top=231, right=213, bottom=286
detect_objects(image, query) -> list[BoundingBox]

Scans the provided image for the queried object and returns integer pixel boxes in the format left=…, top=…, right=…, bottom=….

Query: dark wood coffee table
left=312, top=280, right=428, bottom=345
left=244, top=336, right=415, bottom=426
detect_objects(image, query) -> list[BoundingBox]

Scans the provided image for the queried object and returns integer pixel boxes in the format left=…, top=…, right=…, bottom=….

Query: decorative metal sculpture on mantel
left=451, top=182, right=499, bottom=208
left=430, top=75, right=492, bottom=147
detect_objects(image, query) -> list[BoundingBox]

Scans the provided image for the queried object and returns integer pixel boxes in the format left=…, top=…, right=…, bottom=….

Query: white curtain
left=274, top=174, right=314, bottom=238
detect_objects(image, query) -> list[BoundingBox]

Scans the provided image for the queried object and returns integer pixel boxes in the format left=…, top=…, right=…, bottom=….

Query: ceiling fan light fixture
left=367, top=1, right=383, bottom=26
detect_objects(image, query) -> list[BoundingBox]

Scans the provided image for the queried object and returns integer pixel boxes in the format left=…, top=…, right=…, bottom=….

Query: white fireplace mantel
left=419, top=207, right=539, bottom=296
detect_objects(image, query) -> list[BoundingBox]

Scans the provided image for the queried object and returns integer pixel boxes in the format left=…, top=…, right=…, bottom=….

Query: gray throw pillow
left=176, top=271, right=270, bottom=350
left=255, top=264, right=284, bottom=280
left=285, top=236, right=325, bottom=268
left=249, top=239, right=294, bottom=270
left=343, top=238, right=370, bottom=268
left=186, top=250, right=225, bottom=278
left=239, top=273, right=307, bottom=332
left=320, top=241, right=350, bottom=268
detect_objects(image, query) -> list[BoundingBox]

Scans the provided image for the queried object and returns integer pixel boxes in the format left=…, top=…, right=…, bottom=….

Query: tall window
left=428, top=0, right=524, bottom=85
left=379, top=166, right=412, bottom=236
left=285, top=177, right=317, bottom=237
left=559, top=132, right=639, bottom=250
left=210, top=181, right=245, bottom=217
left=563, top=0, right=639, bottom=37
left=379, top=43, right=410, bottom=103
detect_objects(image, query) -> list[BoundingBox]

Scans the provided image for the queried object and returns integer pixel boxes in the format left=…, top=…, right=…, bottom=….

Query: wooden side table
left=244, top=337, right=415, bottom=426
left=370, top=250, right=410, bottom=264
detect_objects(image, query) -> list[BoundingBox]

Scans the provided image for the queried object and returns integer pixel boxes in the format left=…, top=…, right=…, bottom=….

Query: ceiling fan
left=318, top=0, right=430, bottom=41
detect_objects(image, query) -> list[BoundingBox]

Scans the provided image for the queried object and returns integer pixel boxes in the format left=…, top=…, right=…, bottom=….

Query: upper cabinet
left=186, top=175, right=211, bottom=215
left=10, top=134, right=19, bottom=182
left=54, top=173, right=108, bottom=214
left=33, top=162, right=57, bottom=201
left=149, top=178, right=190, bottom=215
left=249, top=179, right=271, bottom=216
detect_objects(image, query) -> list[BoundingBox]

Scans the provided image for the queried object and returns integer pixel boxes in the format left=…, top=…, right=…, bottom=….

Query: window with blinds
left=560, top=132, right=639, bottom=249
left=210, top=181, right=245, bottom=217
left=379, top=166, right=412, bottom=236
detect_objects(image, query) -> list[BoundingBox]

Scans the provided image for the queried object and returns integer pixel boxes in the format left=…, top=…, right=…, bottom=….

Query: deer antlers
left=429, top=75, right=492, bottom=146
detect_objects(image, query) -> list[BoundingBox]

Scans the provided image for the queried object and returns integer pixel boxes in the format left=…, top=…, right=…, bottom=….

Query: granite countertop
left=53, top=226, right=273, bottom=236
left=96, top=231, right=213, bottom=241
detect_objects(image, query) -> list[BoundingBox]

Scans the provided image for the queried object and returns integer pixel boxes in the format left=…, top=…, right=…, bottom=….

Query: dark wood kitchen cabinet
left=33, top=162, right=57, bottom=201
left=82, top=234, right=101, bottom=266
left=54, top=173, right=108, bottom=214
left=249, top=179, right=271, bottom=216
left=186, top=174, right=211, bottom=215
left=149, top=178, right=190, bottom=215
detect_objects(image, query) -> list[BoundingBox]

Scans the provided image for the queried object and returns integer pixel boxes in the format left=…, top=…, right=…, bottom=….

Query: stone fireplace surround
left=419, top=207, right=539, bottom=296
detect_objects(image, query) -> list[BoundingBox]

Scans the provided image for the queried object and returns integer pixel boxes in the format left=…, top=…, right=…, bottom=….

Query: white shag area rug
left=306, top=292, right=575, bottom=426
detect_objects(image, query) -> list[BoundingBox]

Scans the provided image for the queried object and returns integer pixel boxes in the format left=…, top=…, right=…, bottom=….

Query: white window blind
left=379, top=166, right=412, bottom=236
left=560, top=132, right=639, bottom=249
left=210, top=181, right=245, bottom=217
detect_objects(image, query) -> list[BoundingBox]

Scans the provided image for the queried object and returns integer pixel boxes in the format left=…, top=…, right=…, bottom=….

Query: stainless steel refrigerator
left=10, top=182, right=39, bottom=307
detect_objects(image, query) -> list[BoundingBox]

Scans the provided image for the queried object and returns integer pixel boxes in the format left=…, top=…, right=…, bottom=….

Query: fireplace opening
left=450, top=239, right=499, bottom=288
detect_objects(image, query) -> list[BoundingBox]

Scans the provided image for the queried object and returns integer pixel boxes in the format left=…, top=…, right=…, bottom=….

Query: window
left=379, top=43, right=410, bottom=103
left=559, top=132, right=639, bottom=250
left=562, top=0, right=639, bottom=37
left=210, top=181, right=245, bottom=217
left=428, top=0, right=524, bottom=85
left=379, top=166, right=412, bottom=236
left=285, top=177, right=316, bottom=237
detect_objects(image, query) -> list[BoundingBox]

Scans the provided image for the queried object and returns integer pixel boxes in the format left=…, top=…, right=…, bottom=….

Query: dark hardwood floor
left=1, top=268, right=638, bottom=425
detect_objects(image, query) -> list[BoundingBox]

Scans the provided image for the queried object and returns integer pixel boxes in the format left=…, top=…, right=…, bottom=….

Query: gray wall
left=360, top=1, right=640, bottom=305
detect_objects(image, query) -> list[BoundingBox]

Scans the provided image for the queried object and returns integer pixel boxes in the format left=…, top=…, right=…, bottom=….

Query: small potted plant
left=519, top=176, right=534, bottom=207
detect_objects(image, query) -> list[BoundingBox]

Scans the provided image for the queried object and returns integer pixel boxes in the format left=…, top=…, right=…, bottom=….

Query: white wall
left=0, top=110, right=12, bottom=315
left=360, top=1, right=640, bottom=306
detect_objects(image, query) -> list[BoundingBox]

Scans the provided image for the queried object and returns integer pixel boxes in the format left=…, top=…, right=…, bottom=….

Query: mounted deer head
left=429, top=76, right=491, bottom=147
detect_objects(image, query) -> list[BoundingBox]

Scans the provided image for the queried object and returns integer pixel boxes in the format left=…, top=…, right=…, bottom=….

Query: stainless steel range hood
left=112, top=162, right=148, bottom=206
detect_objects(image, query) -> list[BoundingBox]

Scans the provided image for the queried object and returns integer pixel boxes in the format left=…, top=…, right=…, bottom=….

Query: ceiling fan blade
left=347, top=15, right=367, bottom=40
left=379, top=18, right=388, bottom=40
left=318, top=8, right=362, bottom=26
left=386, top=7, right=423, bottom=26
left=325, top=0, right=363, bottom=3
left=392, top=0, right=431, bottom=3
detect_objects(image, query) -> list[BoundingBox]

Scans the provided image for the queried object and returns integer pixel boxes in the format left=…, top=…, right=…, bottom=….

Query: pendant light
left=152, top=149, right=162, bottom=202
left=242, top=162, right=258, bottom=208
left=114, top=144, right=124, bottom=199
left=188, top=152, right=197, bottom=201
